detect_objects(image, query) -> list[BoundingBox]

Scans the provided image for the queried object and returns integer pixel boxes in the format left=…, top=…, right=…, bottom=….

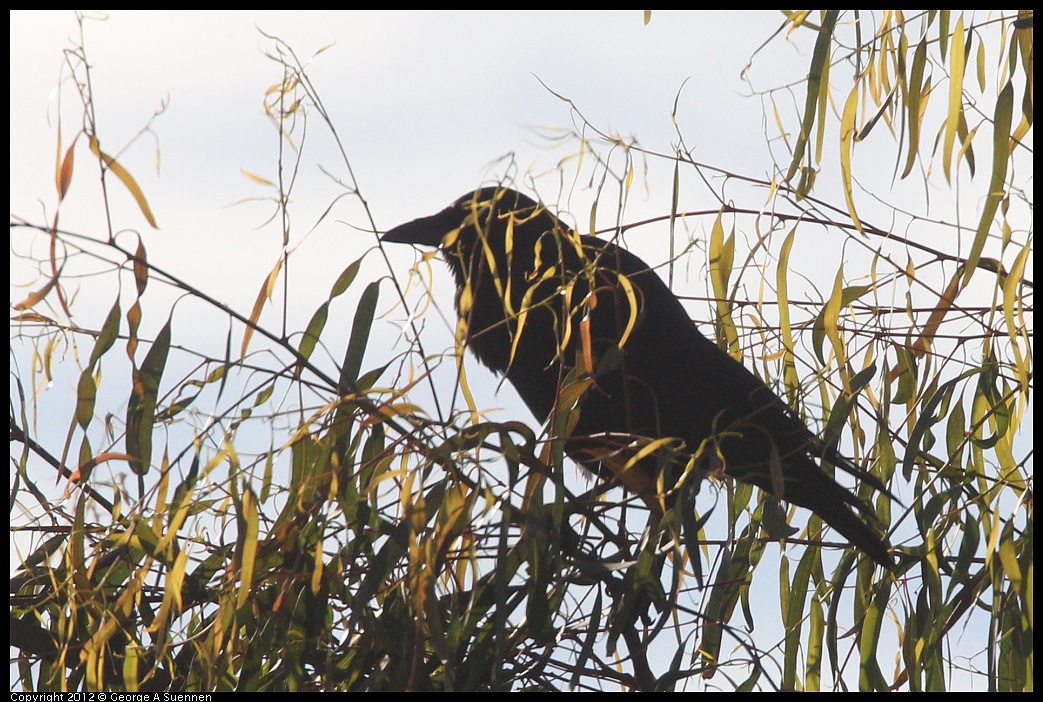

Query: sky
left=10, top=11, right=791, bottom=236
left=11, top=9, right=814, bottom=463
left=10, top=11, right=1025, bottom=691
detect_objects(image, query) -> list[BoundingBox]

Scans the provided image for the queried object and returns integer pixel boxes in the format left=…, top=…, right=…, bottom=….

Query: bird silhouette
left=382, top=186, right=893, bottom=568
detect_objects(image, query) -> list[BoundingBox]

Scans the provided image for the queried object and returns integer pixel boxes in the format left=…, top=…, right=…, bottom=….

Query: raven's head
left=381, top=187, right=544, bottom=265
left=379, top=188, right=571, bottom=312
left=380, top=186, right=586, bottom=383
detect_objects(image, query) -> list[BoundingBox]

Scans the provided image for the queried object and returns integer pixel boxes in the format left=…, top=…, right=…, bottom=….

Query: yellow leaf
left=823, top=266, right=847, bottom=383
left=942, top=17, right=966, bottom=183
left=909, top=267, right=962, bottom=359
left=241, top=257, right=283, bottom=357
left=57, top=140, right=75, bottom=201
left=839, top=85, right=864, bottom=235
left=12, top=266, right=62, bottom=311
left=240, top=167, right=275, bottom=187
left=236, top=488, right=259, bottom=609
left=88, top=136, right=158, bottom=228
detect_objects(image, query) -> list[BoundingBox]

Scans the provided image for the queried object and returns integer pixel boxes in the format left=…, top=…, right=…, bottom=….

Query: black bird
left=382, top=187, right=894, bottom=568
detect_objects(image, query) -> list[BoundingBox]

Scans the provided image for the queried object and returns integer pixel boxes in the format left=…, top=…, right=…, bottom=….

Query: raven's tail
left=784, top=470, right=894, bottom=569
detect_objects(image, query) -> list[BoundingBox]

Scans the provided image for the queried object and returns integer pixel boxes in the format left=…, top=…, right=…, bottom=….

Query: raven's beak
left=381, top=205, right=462, bottom=248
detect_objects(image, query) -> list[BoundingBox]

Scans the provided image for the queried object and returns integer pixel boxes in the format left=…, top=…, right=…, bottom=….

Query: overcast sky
left=11, top=10, right=810, bottom=413
left=10, top=11, right=796, bottom=274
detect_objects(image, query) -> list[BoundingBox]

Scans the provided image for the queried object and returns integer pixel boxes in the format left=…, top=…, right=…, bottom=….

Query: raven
left=382, top=187, right=893, bottom=568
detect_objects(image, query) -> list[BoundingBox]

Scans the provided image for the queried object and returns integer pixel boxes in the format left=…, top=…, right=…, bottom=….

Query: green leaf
left=963, top=79, right=1014, bottom=288
left=340, top=281, right=380, bottom=393
left=299, top=301, right=329, bottom=365
left=902, top=39, right=929, bottom=178
left=330, top=256, right=364, bottom=299
left=76, top=369, right=96, bottom=430
left=786, top=11, right=839, bottom=186
left=126, top=317, right=172, bottom=474
left=89, top=300, right=122, bottom=368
